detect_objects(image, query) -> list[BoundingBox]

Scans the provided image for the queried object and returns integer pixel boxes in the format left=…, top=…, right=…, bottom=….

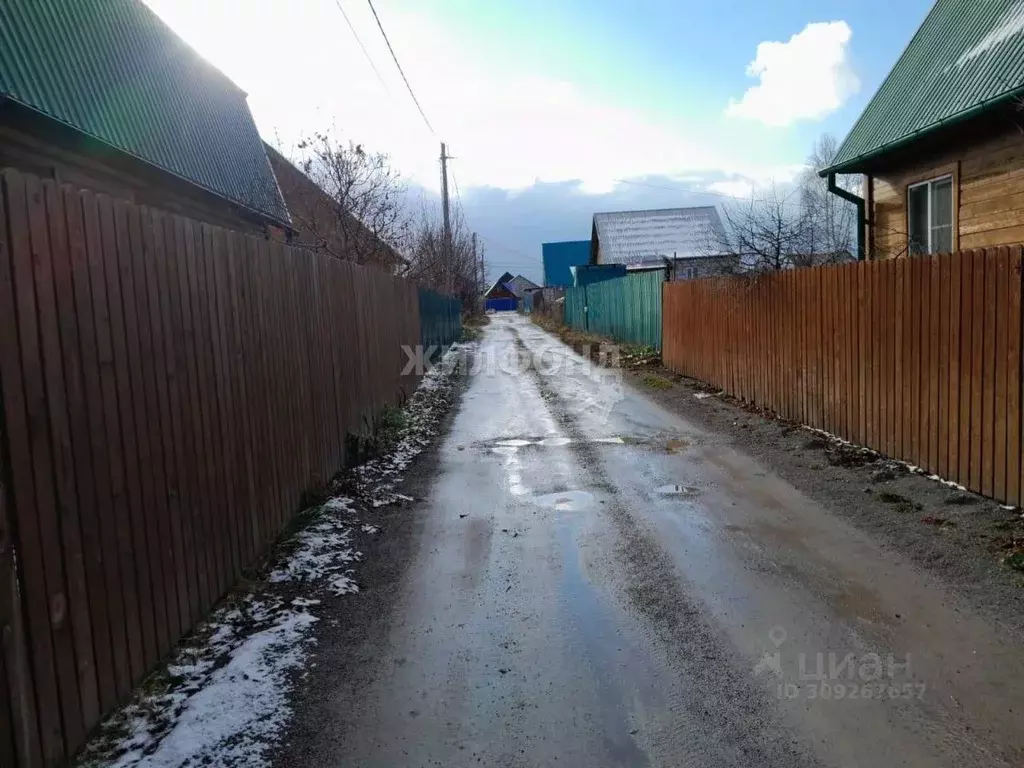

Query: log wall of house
left=0, top=121, right=267, bottom=237
left=871, top=126, right=1024, bottom=258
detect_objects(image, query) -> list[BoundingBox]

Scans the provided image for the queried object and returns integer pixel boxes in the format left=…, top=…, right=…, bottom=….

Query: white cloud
left=706, top=163, right=807, bottom=200
left=143, top=0, right=738, bottom=194
left=726, top=21, right=859, bottom=127
left=707, top=179, right=755, bottom=199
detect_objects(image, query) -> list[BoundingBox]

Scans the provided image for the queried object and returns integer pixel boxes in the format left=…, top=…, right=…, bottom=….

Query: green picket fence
left=418, top=288, right=462, bottom=350
left=562, top=271, right=664, bottom=350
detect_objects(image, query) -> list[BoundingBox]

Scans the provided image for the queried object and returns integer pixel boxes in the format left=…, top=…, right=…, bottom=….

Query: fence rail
left=0, top=169, right=458, bottom=765
left=663, top=247, right=1024, bottom=506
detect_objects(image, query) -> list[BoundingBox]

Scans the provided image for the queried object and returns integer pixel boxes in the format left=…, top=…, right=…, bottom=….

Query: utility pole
left=472, top=232, right=478, bottom=295
left=440, top=142, right=452, bottom=294
left=479, top=243, right=486, bottom=302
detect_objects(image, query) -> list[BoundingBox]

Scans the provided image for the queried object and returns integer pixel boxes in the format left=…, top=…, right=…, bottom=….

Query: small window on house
left=908, top=176, right=953, bottom=255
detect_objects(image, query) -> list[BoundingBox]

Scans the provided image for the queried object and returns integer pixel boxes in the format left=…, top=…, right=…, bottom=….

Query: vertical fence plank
left=937, top=254, right=951, bottom=479
left=173, top=216, right=211, bottom=616
left=58, top=185, right=116, bottom=721
left=878, top=259, right=889, bottom=457
left=947, top=251, right=962, bottom=488
left=138, top=208, right=185, bottom=646
left=841, top=265, right=851, bottom=438
left=0, top=171, right=46, bottom=767
left=35, top=179, right=99, bottom=751
left=929, top=254, right=942, bottom=474
left=113, top=199, right=167, bottom=669
left=1009, top=247, right=1023, bottom=507
left=893, top=258, right=905, bottom=462
left=994, top=247, right=1010, bottom=502
left=225, top=232, right=256, bottom=565
left=959, top=251, right=976, bottom=487
left=971, top=251, right=986, bottom=492
left=127, top=205, right=178, bottom=659
left=918, top=256, right=932, bottom=471
left=857, top=263, right=868, bottom=446
left=982, top=248, right=999, bottom=497
left=2, top=171, right=68, bottom=762
left=157, top=213, right=201, bottom=627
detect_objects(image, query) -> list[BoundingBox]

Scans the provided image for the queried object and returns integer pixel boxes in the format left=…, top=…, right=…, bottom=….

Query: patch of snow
left=956, top=1, right=1024, bottom=67
left=361, top=524, right=380, bottom=534
left=927, top=474, right=968, bottom=492
left=693, top=392, right=714, bottom=400
left=110, top=607, right=317, bottom=768
left=328, top=574, right=360, bottom=596
left=268, top=502, right=360, bottom=585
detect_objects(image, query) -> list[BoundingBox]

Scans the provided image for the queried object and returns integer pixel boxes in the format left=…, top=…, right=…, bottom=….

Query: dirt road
left=279, top=313, right=1024, bottom=767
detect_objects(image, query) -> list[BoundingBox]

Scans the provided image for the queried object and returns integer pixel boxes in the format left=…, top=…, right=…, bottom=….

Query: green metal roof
left=0, top=0, right=289, bottom=225
left=827, top=0, right=1024, bottom=174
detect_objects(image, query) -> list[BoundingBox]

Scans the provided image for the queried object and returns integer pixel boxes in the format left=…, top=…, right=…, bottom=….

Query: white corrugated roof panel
left=593, top=207, right=725, bottom=264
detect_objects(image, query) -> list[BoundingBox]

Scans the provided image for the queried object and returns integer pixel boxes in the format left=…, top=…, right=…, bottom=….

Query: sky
left=143, top=0, right=935, bottom=283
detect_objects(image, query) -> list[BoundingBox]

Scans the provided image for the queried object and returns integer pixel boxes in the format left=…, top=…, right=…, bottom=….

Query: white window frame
left=907, top=174, right=953, bottom=255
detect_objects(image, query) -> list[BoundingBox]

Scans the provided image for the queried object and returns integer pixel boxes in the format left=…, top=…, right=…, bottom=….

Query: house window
left=908, top=176, right=953, bottom=255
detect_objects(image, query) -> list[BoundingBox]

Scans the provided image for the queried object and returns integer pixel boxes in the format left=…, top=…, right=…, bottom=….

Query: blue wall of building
left=542, top=240, right=591, bottom=287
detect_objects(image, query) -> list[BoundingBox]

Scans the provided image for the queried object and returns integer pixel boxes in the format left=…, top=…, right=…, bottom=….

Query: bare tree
left=795, top=133, right=858, bottom=264
left=704, top=133, right=862, bottom=272
left=290, top=132, right=411, bottom=266
left=403, top=205, right=479, bottom=307
left=706, top=182, right=810, bottom=272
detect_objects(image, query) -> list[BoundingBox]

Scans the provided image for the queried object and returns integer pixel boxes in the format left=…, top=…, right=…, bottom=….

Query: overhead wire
left=332, top=0, right=392, bottom=95
left=366, top=0, right=437, bottom=135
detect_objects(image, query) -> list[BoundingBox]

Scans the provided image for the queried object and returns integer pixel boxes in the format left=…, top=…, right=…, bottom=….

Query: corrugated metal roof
left=593, top=207, right=725, bottom=264
left=0, top=0, right=289, bottom=224
left=828, top=0, right=1024, bottom=173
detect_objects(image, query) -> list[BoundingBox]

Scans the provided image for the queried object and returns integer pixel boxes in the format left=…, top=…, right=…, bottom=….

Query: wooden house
left=823, top=0, right=1024, bottom=259
left=0, top=0, right=290, bottom=235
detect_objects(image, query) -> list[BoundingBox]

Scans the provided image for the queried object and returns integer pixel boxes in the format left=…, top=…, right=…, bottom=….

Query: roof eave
left=821, top=86, right=1024, bottom=177
left=1, top=95, right=290, bottom=227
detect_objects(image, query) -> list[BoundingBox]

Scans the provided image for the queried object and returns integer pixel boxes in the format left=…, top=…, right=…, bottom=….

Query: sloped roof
left=0, top=0, right=289, bottom=225
left=484, top=271, right=516, bottom=298
left=826, top=0, right=1024, bottom=173
left=592, top=207, right=725, bottom=264
left=507, top=275, right=541, bottom=297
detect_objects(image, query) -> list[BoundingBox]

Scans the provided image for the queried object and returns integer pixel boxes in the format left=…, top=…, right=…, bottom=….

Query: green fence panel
left=576, top=271, right=663, bottom=349
left=565, top=286, right=588, bottom=331
left=418, top=288, right=462, bottom=350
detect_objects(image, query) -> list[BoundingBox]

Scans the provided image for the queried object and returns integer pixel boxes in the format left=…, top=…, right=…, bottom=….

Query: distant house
left=265, top=144, right=406, bottom=273
left=483, top=271, right=539, bottom=311
left=590, top=207, right=732, bottom=278
left=542, top=240, right=591, bottom=287
left=823, top=0, right=1024, bottom=259
left=0, top=0, right=289, bottom=234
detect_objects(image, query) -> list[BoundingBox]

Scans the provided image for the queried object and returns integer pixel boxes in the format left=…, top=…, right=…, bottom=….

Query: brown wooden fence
left=663, top=247, right=1024, bottom=507
left=0, top=169, right=427, bottom=765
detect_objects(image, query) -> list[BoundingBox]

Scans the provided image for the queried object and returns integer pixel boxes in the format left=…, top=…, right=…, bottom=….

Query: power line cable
left=332, top=0, right=392, bottom=95
left=366, top=0, right=437, bottom=135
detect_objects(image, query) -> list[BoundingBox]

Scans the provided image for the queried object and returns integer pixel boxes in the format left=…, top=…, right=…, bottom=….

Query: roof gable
left=507, top=275, right=540, bottom=297
left=0, top=0, right=289, bottom=224
left=593, top=207, right=724, bottom=264
left=829, top=0, right=1024, bottom=172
